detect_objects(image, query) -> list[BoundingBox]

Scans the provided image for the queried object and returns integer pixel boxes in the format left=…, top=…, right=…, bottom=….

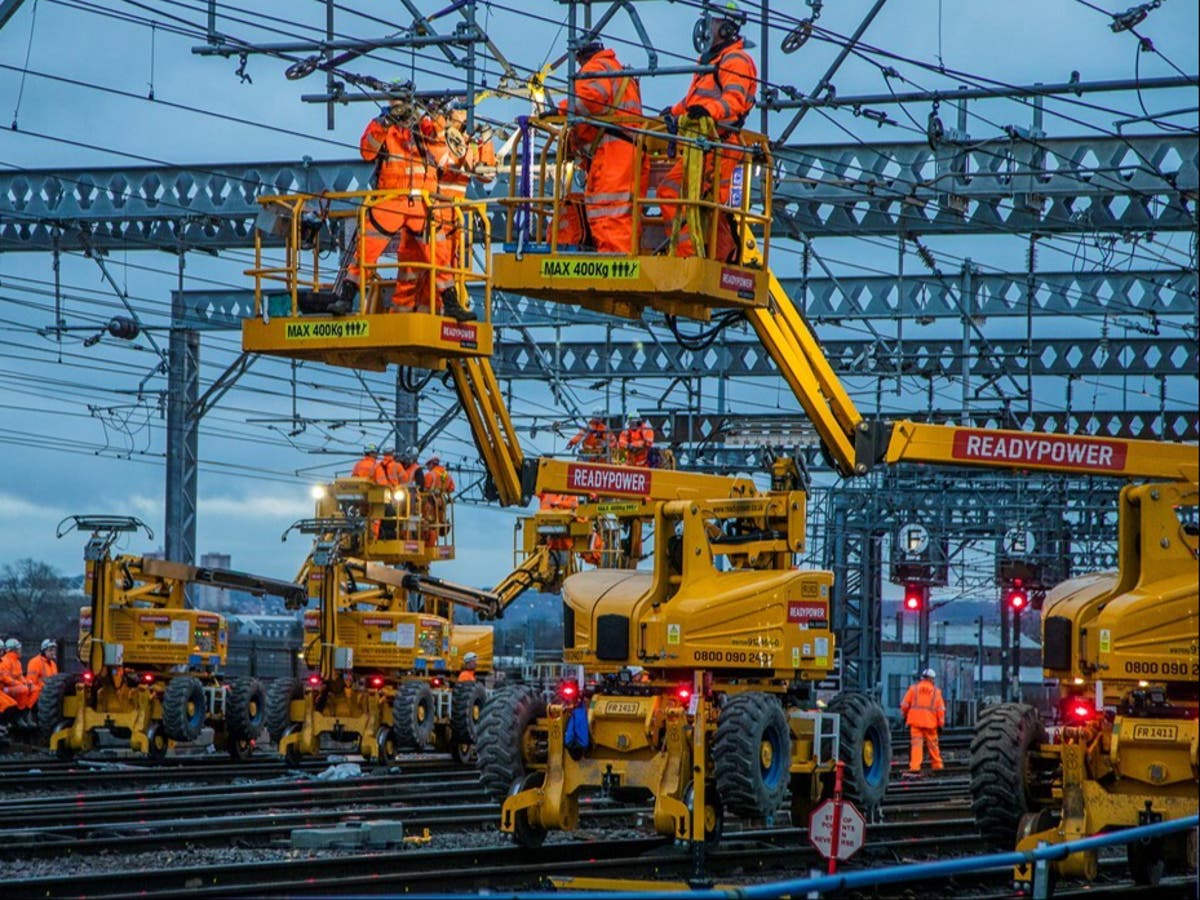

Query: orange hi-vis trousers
left=908, top=726, right=943, bottom=771
left=347, top=200, right=432, bottom=312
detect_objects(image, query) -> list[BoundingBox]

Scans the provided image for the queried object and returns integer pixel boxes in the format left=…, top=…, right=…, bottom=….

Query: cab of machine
left=491, top=116, right=772, bottom=322
left=242, top=190, right=493, bottom=371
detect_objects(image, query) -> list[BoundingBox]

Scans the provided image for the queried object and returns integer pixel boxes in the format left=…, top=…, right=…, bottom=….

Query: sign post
left=808, top=761, right=866, bottom=873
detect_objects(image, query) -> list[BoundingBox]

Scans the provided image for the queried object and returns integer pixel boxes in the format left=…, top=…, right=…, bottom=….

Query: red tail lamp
left=368, top=675, right=385, bottom=689
left=430, top=676, right=445, bottom=689
left=81, top=670, right=95, bottom=685
left=558, top=681, right=579, bottom=702
left=676, top=685, right=692, bottom=703
left=140, top=672, right=156, bottom=684
left=306, top=673, right=323, bottom=688
left=1065, top=699, right=1096, bottom=723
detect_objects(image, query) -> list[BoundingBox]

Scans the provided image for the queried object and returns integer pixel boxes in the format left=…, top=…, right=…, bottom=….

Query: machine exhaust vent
left=595, top=614, right=629, bottom=661
left=1043, top=616, right=1072, bottom=671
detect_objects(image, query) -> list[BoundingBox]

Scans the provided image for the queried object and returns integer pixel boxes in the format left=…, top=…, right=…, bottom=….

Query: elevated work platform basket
left=492, top=115, right=772, bottom=322
left=242, top=189, right=493, bottom=371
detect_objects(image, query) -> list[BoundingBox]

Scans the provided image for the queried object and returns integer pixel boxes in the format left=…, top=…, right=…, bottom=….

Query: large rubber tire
left=266, top=677, right=301, bottom=743
left=392, top=681, right=436, bottom=749
left=713, top=691, right=791, bottom=819
left=161, top=676, right=207, bottom=742
left=476, top=685, right=546, bottom=802
left=450, top=680, right=488, bottom=747
left=226, top=677, right=268, bottom=742
left=36, top=673, right=77, bottom=741
left=970, top=703, right=1047, bottom=846
left=828, top=691, right=891, bottom=813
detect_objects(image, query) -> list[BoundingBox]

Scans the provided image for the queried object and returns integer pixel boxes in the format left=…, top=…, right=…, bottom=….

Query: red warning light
left=676, top=685, right=692, bottom=703
left=81, top=670, right=94, bottom=685
left=1005, top=578, right=1029, bottom=612
left=140, top=672, right=156, bottom=684
left=903, top=584, right=926, bottom=612
left=368, top=675, right=385, bottom=689
left=1065, top=699, right=1096, bottom=723
left=558, top=681, right=579, bottom=702
left=306, top=673, right=323, bottom=688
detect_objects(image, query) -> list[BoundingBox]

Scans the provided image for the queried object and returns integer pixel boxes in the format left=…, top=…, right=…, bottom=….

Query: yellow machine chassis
left=52, top=680, right=162, bottom=755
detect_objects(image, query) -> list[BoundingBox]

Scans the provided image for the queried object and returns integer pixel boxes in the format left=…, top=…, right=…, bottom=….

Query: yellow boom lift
left=266, top=477, right=494, bottom=764
left=41, top=516, right=306, bottom=760
left=475, top=112, right=1198, bottom=884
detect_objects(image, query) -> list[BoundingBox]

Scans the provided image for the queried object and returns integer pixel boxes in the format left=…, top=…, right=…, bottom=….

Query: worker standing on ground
left=351, top=444, right=381, bottom=478
left=0, top=639, right=33, bottom=722
left=554, top=40, right=643, bottom=253
left=618, top=416, right=655, bottom=467
left=567, top=410, right=612, bottom=462
left=900, top=667, right=946, bottom=774
left=340, top=95, right=441, bottom=314
left=657, top=2, right=757, bottom=261
left=458, top=651, right=479, bottom=682
left=26, top=639, right=57, bottom=707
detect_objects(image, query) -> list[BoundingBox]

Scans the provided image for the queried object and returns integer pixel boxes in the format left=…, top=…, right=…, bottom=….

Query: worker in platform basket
left=900, top=667, right=946, bottom=774
left=618, top=415, right=655, bottom=467
left=657, top=0, right=757, bottom=262
left=458, top=651, right=479, bottom=682
left=422, top=455, right=455, bottom=546
left=331, top=93, right=461, bottom=317
left=567, top=409, right=612, bottom=462
left=553, top=38, right=644, bottom=254
left=25, top=639, right=58, bottom=707
left=428, top=101, right=484, bottom=323
left=351, top=444, right=381, bottom=478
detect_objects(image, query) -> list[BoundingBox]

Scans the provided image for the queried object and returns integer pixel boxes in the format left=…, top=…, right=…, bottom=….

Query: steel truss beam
left=2, top=131, right=1194, bottom=252
left=492, top=337, right=1196, bottom=379
left=169, top=267, right=1196, bottom=330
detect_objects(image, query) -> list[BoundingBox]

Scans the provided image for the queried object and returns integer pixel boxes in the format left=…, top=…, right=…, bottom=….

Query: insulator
left=106, top=317, right=140, bottom=340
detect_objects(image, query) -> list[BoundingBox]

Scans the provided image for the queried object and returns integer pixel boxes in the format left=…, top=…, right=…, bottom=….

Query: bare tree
left=0, top=558, right=79, bottom=645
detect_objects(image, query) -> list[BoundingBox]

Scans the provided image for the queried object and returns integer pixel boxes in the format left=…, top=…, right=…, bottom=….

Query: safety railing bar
left=405, top=814, right=1199, bottom=900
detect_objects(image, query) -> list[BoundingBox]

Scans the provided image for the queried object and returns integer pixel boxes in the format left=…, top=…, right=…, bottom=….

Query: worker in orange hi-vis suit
left=343, top=96, right=439, bottom=313
left=657, top=2, right=757, bottom=262
left=567, top=410, right=612, bottom=462
left=422, top=455, right=455, bottom=546
left=900, top=668, right=947, bottom=773
left=457, top=651, right=479, bottom=682
left=0, top=638, right=33, bottom=712
left=618, top=416, right=655, bottom=467
left=428, top=108, right=478, bottom=322
left=26, top=639, right=58, bottom=706
left=553, top=40, right=643, bottom=253
left=351, top=444, right=381, bottom=478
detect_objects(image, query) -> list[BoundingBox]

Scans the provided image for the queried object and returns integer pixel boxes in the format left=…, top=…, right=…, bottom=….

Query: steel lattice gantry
left=1, top=133, right=1196, bottom=251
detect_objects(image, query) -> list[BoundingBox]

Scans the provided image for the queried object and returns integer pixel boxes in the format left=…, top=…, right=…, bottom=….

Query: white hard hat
left=41, top=639, right=55, bottom=652
left=463, top=651, right=478, bottom=664
left=4, top=638, right=20, bottom=651
left=922, top=668, right=936, bottom=679
left=627, top=665, right=644, bottom=676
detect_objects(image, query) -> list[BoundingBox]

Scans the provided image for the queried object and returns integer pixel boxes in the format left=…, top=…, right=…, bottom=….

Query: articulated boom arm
left=747, top=257, right=1198, bottom=483
left=529, top=456, right=758, bottom=501
left=449, top=357, right=526, bottom=506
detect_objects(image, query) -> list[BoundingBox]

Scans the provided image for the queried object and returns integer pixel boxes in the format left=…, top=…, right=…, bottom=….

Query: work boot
left=297, top=281, right=355, bottom=316
left=440, top=287, right=477, bottom=322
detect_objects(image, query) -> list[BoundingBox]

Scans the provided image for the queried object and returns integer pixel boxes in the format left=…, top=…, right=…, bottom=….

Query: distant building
left=197, top=552, right=233, bottom=610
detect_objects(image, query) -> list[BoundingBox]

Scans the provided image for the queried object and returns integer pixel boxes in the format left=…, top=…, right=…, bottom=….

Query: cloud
left=0, top=493, right=64, bottom=520
left=199, top=494, right=312, bottom=520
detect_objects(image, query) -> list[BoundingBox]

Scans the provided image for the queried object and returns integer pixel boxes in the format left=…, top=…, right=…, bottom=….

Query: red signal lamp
left=1005, top=578, right=1029, bottom=612
left=903, top=584, right=926, bottom=612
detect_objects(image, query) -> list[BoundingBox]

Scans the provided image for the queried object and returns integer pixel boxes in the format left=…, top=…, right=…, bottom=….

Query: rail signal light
left=903, top=584, right=927, bottom=612
left=1005, top=578, right=1029, bottom=612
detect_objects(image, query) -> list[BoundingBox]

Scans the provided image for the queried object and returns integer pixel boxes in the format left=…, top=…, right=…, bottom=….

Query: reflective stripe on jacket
left=559, top=48, right=643, bottom=150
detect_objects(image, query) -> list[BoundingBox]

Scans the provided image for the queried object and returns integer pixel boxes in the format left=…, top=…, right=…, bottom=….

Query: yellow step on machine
left=241, top=111, right=1197, bottom=888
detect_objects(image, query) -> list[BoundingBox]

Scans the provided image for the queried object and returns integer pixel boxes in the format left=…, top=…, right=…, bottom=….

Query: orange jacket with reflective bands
left=671, top=38, right=757, bottom=130
left=900, top=679, right=946, bottom=729
left=27, top=653, right=57, bottom=686
left=424, top=464, right=455, bottom=493
left=559, top=48, right=643, bottom=150
left=0, top=651, right=25, bottom=686
left=360, top=118, right=439, bottom=196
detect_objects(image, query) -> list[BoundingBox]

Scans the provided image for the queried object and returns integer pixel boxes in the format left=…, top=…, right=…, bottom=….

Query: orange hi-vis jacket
left=568, top=422, right=610, bottom=457
left=26, top=652, right=57, bottom=686
left=351, top=455, right=379, bottom=478
left=900, top=679, right=946, bottom=729
left=670, top=38, right=757, bottom=131
left=376, top=454, right=403, bottom=487
left=0, top=650, right=28, bottom=693
left=360, top=117, right=438, bottom=231
left=539, top=493, right=579, bottom=512
left=424, top=464, right=455, bottom=493
left=559, top=48, right=643, bottom=154
left=619, top=424, right=655, bottom=463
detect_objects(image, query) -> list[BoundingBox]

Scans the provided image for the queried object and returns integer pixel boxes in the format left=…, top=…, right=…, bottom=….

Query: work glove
left=659, top=106, right=677, bottom=120
left=686, top=105, right=712, bottom=120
